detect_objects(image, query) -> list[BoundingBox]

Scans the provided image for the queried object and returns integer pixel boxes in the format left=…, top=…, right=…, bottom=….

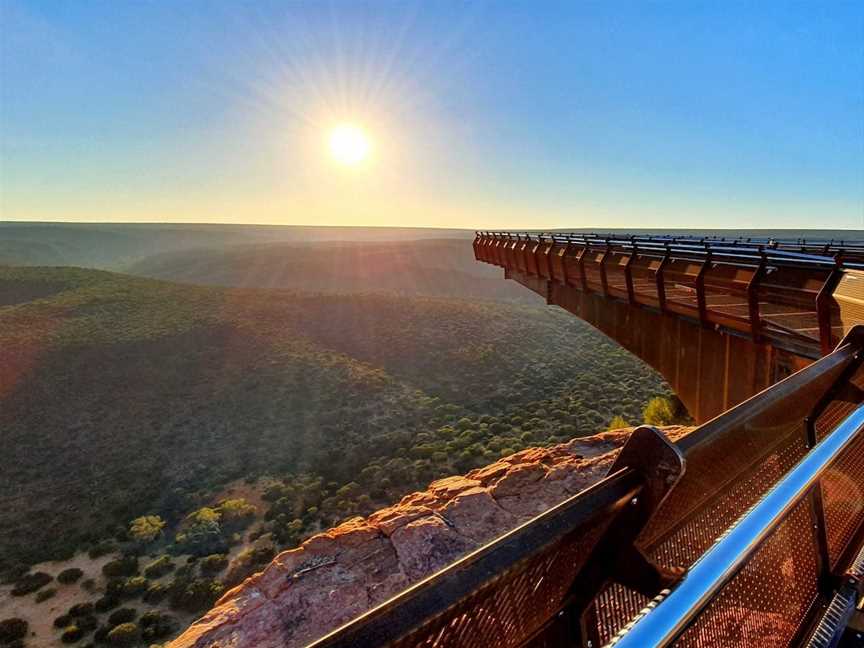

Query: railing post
left=746, top=249, right=766, bottom=342
left=695, top=251, right=712, bottom=327
left=656, top=245, right=670, bottom=313
left=599, top=242, right=611, bottom=296
left=817, top=266, right=843, bottom=357
left=625, top=244, right=637, bottom=305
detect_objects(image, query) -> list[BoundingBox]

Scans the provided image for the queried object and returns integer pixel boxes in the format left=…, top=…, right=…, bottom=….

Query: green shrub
left=121, top=576, right=149, bottom=597
left=0, top=618, right=28, bottom=643
left=35, top=587, right=57, bottom=602
left=61, top=625, right=84, bottom=643
left=107, top=607, right=137, bottom=626
left=143, top=555, right=175, bottom=579
left=68, top=602, right=94, bottom=617
left=80, top=578, right=96, bottom=592
left=129, top=515, right=166, bottom=543
left=57, top=567, right=84, bottom=584
left=94, top=594, right=119, bottom=612
left=168, top=577, right=225, bottom=613
left=140, top=611, right=177, bottom=640
left=77, top=614, right=98, bottom=632
left=102, top=556, right=138, bottom=579
left=10, top=571, right=52, bottom=596
left=199, top=554, right=228, bottom=575
left=607, top=415, right=630, bottom=431
left=143, top=582, right=169, bottom=604
left=54, top=614, right=72, bottom=628
left=106, top=622, right=140, bottom=646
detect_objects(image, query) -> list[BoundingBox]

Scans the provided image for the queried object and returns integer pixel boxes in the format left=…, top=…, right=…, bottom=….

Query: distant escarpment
left=169, top=426, right=692, bottom=648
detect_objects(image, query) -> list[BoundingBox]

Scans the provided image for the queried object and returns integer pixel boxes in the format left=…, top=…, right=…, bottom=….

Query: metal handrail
left=475, top=231, right=864, bottom=269
left=607, top=403, right=864, bottom=648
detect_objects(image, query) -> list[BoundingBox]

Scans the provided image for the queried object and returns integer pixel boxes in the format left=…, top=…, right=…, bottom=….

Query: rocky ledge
left=169, top=426, right=691, bottom=648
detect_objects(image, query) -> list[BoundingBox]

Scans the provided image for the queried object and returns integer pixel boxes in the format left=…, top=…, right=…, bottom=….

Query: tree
left=129, top=515, right=166, bottom=543
left=607, top=415, right=630, bottom=431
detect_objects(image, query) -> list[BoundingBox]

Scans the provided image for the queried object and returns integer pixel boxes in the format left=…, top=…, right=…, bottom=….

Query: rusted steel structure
left=310, top=327, right=864, bottom=648
left=473, top=231, right=864, bottom=422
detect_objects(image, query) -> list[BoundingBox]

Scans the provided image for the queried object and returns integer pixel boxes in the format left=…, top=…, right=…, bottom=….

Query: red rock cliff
left=169, top=426, right=691, bottom=648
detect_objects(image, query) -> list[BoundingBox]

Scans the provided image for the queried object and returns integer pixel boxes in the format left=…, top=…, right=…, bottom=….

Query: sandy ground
left=0, top=479, right=272, bottom=647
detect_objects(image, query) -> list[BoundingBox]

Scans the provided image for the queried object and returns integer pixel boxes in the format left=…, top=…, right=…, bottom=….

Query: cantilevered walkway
left=474, top=232, right=864, bottom=422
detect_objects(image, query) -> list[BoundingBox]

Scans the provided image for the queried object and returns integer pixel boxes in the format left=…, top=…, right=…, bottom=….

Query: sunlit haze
left=1, top=2, right=862, bottom=229
left=329, top=124, right=372, bottom=167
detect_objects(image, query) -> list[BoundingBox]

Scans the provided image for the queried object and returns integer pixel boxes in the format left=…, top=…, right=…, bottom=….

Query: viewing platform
left=474, top=232, right=864, bottom=422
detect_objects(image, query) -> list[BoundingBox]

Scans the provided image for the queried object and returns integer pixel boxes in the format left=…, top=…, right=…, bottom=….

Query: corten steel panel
left=725, top=335, right=762, bottom=409
left=550, top=247, right=567, bottom=284
left=832, top=270, right=864, bottom=340
left=584, top=252, right=606, bottom=292
left=676, top=323, right=702, bottom=420
left=516, top=242, right=530, bottom=274
left=658, top=317, right=680, bottom=396
left=696, top=331, right=726, bottom=422
left=672, top=498, right=820, bottom=648
left=514, top=268, right=821, bottom=424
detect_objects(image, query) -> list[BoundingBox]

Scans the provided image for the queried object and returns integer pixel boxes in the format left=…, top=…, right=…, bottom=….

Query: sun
left=328, top=124, right=372, bottom=166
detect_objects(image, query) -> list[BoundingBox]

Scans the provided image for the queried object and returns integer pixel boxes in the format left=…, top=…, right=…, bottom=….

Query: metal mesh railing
left=306, top=330, right=864, bottom=648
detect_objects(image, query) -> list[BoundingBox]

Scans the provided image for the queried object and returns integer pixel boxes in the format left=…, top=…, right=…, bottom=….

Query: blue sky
left=1, top=1, right=862, bottom=229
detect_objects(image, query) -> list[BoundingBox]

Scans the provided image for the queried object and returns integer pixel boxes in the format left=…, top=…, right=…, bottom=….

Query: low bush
left=143, top=555, right=175, bottom=579
left=61, top=625, right=84, bottom=643
left=35, top=587, right=57, bottom=602
left=199, top=554, right=228, bottom=575
left=54, top=614, right=72, bottom=628
left=107, top=607, right=136, bottom=626
left=0, top=618, right=28, bottom=643
left=57, top=567, right=84, bottom=584
left=142, top=582, right=169, bottom=604
left=68, top=601, right=94, bottom=617
left=106, top=622, right=140, bottom=646
left=121, top=576, right=149, bottom=597
left=94, top=594, right=120, bottom=612
left=10, top=571, right=52, bottom=596
left=102, top=556, right=138, bottom=579
left=77, top=614, right=99, bottom=632
left=168, top=577, right=225, bottom=613
left=140, top=611, right=177, bottom=640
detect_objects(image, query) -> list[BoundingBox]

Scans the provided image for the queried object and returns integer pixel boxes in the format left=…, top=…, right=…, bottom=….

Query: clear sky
left=1, top=1, right=863, bottom=230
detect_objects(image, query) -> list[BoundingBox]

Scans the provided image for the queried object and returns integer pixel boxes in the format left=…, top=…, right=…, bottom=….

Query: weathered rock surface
left=169, top=426, right=691, bottom=648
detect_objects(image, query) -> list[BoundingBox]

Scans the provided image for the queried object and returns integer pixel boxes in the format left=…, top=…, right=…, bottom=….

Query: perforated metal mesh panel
left=587, top=431, right=809, bottom=645
left=673, top=498, right=820, bottom=648
left=593, top=585, right=650, bottom=646
left=648, top=431, right=807, bottom=569
left=821, top=433, right=864, bottom=568
left=388, top=526, right=607, bottom=648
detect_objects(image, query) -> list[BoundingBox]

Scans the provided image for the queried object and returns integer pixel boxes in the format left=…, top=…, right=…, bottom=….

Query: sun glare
left=329, top=124, right=371, bottom=166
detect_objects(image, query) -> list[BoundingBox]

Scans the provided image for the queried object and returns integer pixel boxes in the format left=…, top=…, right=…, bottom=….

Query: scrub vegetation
left=0, top=264, right=684, bottom=645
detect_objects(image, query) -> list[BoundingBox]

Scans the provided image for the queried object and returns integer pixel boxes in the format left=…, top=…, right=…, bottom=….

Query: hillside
left=0, top=266, right=669, bottom=573
left=126, top=239, right=533, bottom=303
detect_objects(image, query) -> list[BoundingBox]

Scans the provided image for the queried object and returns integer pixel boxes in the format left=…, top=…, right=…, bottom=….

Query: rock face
left=169, top=426, right=691, bottom=648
